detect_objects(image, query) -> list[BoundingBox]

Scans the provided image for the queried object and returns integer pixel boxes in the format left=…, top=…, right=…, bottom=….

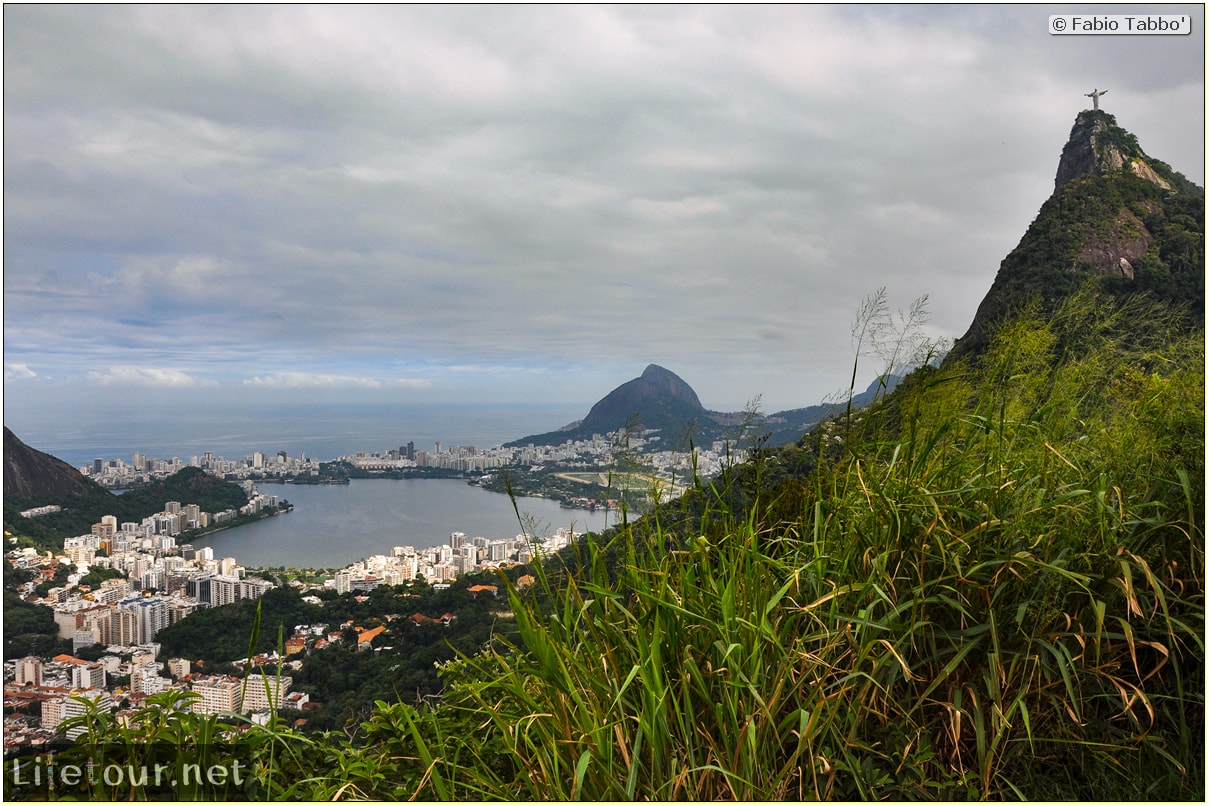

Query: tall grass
left=376, top=289, right=1203, bottom=800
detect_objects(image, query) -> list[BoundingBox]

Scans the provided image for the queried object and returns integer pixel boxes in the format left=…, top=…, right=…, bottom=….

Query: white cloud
left=5, top=363, right=38, bottom=381
left=242, top=373, right=432, bottom=390
left=87, top=366, right=212, bottom=387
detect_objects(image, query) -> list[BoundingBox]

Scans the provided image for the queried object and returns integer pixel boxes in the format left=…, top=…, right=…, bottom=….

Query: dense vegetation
left=153, top=578, right=520, bottom=732
left=12, top=285, right=1201, bottom=800
left=480, top=464, right=620, bottom=507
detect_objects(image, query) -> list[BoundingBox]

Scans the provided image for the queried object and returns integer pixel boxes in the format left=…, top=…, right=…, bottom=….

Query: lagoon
left=186, top=478, right=614, bottom=568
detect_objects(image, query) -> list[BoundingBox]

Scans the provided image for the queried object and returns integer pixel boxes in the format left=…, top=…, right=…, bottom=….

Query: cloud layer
left=4, top=5, right=1204, bottom=413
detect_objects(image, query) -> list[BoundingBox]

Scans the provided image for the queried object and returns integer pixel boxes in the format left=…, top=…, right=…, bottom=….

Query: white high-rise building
left=241, top=674, right=293, bottom=712
left=210, top=576, right=240, bottom=606
left=130, top=667, right=167, bottom=695
left=191, top=675, right=242, bottom=716
left=60, top=690, right=114, bottom=738
left=398, top=554, right=418, bottom=581
left=72, top=661, right=106, bottom=690
left=335, top=571, right=352, bottom=595
left=15, top=656, right=42, bottom=686
left=113, top=596, right=171, bottom=646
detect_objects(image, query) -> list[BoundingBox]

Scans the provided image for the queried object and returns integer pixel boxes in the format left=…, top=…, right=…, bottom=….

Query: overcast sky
left=4, top=4, right=1204, bottom=418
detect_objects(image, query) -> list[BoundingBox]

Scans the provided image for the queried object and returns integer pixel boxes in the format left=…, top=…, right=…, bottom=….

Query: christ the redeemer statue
left=1086, top=88, right=1107, bottom=110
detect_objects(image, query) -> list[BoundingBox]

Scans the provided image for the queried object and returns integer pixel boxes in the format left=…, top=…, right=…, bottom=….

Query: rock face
left=1054, top=110, right=1171, bottom=191
left=1077, top=209, right=1150, bottom=278
left=3, top=427, right=98, bottom=501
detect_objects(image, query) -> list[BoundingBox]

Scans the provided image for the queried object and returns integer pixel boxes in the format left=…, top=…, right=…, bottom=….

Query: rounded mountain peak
left=576, top=364, right=705, bottom=433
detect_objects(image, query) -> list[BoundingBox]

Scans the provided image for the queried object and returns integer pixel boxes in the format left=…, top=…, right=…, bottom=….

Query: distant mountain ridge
left=507, top=365, right=897, bottom=449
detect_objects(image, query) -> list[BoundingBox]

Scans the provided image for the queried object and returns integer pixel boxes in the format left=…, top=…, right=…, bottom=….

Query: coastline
left=175, top=504, right=293, bottom=547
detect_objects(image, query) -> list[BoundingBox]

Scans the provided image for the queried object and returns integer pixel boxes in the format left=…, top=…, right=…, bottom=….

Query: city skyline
left=5, top=6, right=1204, bottom=417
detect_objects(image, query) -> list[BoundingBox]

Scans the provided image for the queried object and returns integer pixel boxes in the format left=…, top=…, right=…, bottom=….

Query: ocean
left=4, top=400, right=585, bottom=470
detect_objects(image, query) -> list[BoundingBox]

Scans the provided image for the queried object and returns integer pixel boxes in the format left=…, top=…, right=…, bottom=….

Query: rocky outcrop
left=1055, top=110, right=1171, bottom=191
left=1128, top=158, right=1172, bottom=189
left=507, top=364, right=715, bottom=447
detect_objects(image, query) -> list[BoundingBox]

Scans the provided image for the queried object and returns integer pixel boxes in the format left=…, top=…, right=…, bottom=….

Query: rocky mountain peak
left=1054, top=109, right=1171, bottom=191
left=950, top=108, right=1202, bottom=361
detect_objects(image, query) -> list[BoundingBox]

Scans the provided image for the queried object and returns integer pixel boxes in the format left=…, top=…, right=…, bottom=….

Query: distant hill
left=506, top=364, right=899, bottom=450
left=4, top=426, right=101, bottom=501
left=506, top=364, right=717, bottom=448
left=581, top=364, right=705, bottom=431
left=116, top=466, right=249, bottom=516
left=952, top=109, right=1203, bottom=359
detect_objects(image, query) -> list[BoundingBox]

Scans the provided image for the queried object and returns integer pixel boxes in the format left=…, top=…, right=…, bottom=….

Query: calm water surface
left=187, top=478, right=613, bottom=568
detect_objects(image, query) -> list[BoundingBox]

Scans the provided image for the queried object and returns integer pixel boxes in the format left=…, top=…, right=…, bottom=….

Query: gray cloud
left=4, top=5, right=1203, bottom=414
